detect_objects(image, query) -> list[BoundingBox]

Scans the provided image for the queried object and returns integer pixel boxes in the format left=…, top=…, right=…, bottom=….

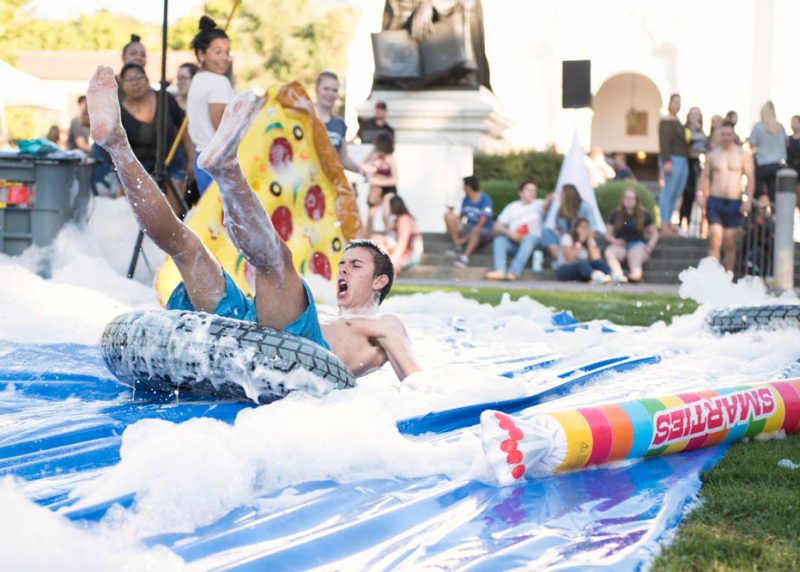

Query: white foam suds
left=1, top=198, right=799, bottom=565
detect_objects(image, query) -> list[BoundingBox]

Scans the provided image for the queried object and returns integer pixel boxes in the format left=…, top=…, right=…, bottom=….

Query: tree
left=234, top=0, right=357, bottom=93
left=0, top=0, right=31, bottom=63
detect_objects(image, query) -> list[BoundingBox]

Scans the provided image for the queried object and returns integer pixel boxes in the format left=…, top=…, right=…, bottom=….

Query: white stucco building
left=344, top=0, right=800, bottom=156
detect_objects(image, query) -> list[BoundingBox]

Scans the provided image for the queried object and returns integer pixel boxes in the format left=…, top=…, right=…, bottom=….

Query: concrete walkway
left=396, top=277, right=683, bottom=295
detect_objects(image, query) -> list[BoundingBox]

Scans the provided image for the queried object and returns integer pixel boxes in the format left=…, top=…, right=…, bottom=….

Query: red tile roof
left=17, top=50, right=197, bottom=81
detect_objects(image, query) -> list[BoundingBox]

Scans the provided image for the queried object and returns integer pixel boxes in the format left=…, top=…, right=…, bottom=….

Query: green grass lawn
left=390, top=284, right=800, bottom=571
left=390, top=283, right=697, bottom=326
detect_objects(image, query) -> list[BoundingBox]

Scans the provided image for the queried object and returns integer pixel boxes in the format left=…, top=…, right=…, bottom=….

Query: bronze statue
left=373, top=0, right=492, bottom=90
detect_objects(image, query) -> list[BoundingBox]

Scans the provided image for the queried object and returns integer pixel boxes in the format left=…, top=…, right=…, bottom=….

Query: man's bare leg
left=87, top=66, right=225, bottom=311
left=708, top=223, right=723, bottom=264
left=197, top=90, right=307, bottom=330
left=721, top=228, right=738, bottom=272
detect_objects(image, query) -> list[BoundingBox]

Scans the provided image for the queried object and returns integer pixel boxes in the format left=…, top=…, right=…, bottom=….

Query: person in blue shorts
left=86, top=65, right=420, bottom=381
left=698, top=121, right=754, bottom=271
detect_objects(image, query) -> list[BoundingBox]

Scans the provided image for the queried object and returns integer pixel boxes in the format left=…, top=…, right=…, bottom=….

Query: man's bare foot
left=197, top=90, right=258, bottom=174
left=86, top=66, right=126, bottom=149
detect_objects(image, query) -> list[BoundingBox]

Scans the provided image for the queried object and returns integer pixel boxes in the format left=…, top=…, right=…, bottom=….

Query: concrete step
left=401, top=265, right=685, bottom=285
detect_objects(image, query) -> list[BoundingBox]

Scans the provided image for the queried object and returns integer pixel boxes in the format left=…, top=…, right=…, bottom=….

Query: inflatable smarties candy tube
left=480, top=380, right=800, bottom=485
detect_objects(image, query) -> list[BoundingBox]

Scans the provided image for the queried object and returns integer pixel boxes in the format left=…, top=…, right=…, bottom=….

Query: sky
left=28, top=0, right=205, bottom=24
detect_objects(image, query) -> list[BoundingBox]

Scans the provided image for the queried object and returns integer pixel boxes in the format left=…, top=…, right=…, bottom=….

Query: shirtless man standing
left=86, top=66, right=420, bottom=381
left=698, top=120, right=755, bottom=271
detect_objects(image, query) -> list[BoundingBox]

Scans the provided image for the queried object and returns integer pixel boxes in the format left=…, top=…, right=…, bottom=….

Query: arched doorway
left=591, top=73, right=662, bottom=181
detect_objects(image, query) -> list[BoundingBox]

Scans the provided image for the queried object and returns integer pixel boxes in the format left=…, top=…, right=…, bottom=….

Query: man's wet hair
left=721, top=120, right=736, bottom=129
left=345, top=239, right=394, bottom=304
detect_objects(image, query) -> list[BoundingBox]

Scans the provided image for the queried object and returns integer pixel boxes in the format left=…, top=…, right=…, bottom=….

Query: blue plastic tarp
left=0, top=342, right=725, bottom=570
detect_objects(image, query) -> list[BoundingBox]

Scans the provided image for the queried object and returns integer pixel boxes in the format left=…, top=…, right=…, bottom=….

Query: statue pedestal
left=357, top=88, right=510, bottom=153
left=347, top=143, right=473, bottom=233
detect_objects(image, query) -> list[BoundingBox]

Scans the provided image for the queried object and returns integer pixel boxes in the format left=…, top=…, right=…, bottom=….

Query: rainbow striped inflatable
left=481, top=380, right=800, bottom=485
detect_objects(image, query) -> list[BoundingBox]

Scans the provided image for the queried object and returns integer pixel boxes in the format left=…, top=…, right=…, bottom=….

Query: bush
left=474, top=150, right=563, bottom=193
left=594, top=180, right=660, bottom=225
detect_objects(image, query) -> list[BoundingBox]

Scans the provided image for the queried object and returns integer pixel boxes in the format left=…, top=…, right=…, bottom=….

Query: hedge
left=473, top=150, right=563, bottom=193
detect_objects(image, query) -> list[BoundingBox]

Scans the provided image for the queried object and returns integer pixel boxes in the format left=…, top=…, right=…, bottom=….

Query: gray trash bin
left=0, top=152, right=91, bottom=256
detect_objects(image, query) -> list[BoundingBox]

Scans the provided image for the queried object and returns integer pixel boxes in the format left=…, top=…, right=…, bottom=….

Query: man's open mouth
left=338, top=280, right=348, bottom=294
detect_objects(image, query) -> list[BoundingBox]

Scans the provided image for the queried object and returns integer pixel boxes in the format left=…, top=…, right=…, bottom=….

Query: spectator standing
left=314, top=71, right=367, bottom=178
left=708, top=114, right=723, bottom=149
left=556, top=218, right=612, bottom=283
left=749, top=101, right=787, bottom=205
left=45, top=125, right=62, bottom=147
left=725, top=110, right=743, bottom=146
left=362, top=131, right=398, bottom=235
left=680, top=106, right=708, bottom=230
left=604, top=187, right=659, bottom=283
left=357, top=100, right=395, bottom=144
left=541, top=184, right=593, bottom=266
left=787, top=115, right=800, bottom=172
left=91, top=34, right=147, bottom=195
left=788, top=115, right=800, bottom=209
left=67, top=95, right=91, bottom=152
left=658, top=93, right=689, bottom=236
left=174, top=63, right=198, bottom=111
left=586, top=146, right=615, bottom=188
left=187, top=16, right=234, bottom=195
left=119, top=63, right=194, bottom=208
left=613, top=153, right=636, bottom=181
left=485, top=180, right=548, bottom=281
left=118, top=34, right=147, bottom=99
left=444, top=175, right=493, bottom=267
left=698, top=121, right=754, bottom=271
left=372, top=196, right=423, bottom=275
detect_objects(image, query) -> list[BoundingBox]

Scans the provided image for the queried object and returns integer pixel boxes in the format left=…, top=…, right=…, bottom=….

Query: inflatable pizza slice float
left=155, top=82, right=362, bottom=304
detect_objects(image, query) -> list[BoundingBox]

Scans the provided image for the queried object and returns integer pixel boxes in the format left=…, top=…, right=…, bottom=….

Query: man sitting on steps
left=444, top=175, right=494, bottom=268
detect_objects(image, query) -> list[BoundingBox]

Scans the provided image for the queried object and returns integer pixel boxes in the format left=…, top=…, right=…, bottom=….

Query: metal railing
left=735, top=168, right=797, bottom=289
left=735, top=203, right=774, bottom=280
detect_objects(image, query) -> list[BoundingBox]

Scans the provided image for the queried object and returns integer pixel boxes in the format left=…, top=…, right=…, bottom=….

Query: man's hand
left=410, top=0, right=435, bottom=40
left=740, top=199, right=753, bottom=215
left=663, top=160, right=673, bottom=176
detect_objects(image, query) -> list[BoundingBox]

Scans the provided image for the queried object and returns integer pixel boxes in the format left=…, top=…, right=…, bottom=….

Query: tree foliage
left=4, top=0, right=358, bottom=97
left=0, top=0, right=31, bottom=63
left=233, top=0, right=358, bottom=93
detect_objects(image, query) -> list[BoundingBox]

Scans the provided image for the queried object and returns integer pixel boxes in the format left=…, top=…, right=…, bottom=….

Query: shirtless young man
left=86, top=66, right=420, bottom=381
left=698, top=121, right=755, bottom=271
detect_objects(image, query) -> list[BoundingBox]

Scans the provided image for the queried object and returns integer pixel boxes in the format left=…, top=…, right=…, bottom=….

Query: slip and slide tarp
left=0, top=340, right=726, bottom=570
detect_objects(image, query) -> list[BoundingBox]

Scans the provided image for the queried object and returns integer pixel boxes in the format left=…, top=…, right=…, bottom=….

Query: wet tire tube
left=705, top=304, right=800, bottom=335
left=101, top=310, right=355, bottom=404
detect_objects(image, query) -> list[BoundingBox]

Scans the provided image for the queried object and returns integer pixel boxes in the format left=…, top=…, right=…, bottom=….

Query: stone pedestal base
left=357, top=88, right=510, bottom=153
left=347, top=143, right=472, bottom=233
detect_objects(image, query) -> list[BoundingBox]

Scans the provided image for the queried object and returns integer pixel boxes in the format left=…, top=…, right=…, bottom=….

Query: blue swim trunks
left=166, top=270, right=331, bottom=350
left=706, top=196, right=743, bottom=229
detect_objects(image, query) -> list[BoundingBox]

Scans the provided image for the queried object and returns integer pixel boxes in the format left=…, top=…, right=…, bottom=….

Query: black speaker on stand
left=562, top=60, right=591, bottom=109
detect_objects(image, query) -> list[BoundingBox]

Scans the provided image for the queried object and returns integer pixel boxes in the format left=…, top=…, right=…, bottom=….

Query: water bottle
left=532, top=250, right=544, bottom=272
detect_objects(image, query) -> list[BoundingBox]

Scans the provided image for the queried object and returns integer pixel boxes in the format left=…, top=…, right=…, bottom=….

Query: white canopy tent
left=0, top=59, right=68, bottom=146
left=544, top=130, right=606, bottom=233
